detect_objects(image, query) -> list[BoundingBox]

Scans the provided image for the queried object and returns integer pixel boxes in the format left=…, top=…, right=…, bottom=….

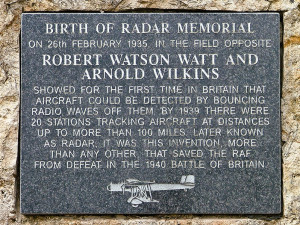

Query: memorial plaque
left=21, top=13, right=281, bottom=214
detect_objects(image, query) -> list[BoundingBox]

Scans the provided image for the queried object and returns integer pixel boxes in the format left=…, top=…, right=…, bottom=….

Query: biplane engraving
left=107, top=175, right=195, bottom=207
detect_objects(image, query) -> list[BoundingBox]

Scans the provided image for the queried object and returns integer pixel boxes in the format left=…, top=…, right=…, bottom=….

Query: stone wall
left=0, top=0, right=299, bottom=224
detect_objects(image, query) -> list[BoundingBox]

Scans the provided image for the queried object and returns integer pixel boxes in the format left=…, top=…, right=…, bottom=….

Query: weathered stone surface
left=279, top=7, right=300, bottom=225
left=0, top=0, right=299, bottom=224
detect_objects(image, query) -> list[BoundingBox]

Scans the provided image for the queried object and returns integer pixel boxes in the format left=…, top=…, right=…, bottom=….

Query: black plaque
left=21, top=13, right=281, bottom=214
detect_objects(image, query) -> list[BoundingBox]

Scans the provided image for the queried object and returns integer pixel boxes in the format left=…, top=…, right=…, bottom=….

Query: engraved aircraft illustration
left=107, top=175, right=195, bottom=207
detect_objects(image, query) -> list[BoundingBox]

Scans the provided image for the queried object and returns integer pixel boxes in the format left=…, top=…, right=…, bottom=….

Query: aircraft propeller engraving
left=107, top=175, right=195, bottom=207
